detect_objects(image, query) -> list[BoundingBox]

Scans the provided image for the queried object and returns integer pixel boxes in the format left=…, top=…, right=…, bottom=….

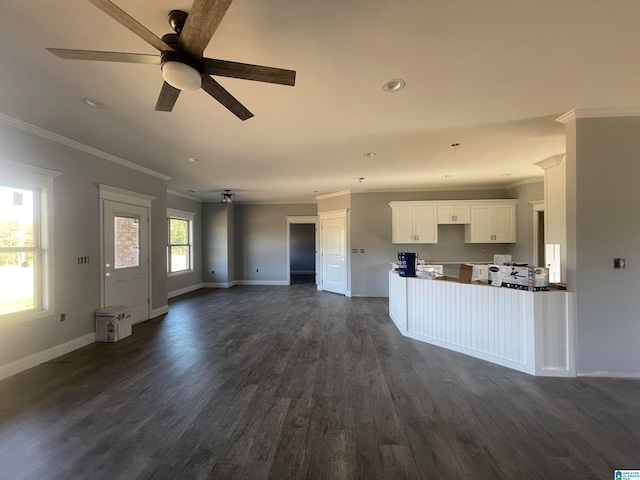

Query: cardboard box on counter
left=489, top=265, right=549, bottom=291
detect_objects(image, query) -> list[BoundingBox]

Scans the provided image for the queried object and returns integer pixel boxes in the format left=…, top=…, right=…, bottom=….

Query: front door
left=102, top=200, right=149, bottom=324
left=321, top=214, right=346, bottom=295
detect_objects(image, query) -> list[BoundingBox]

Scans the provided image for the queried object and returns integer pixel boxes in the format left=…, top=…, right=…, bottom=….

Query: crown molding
left=315, top=190, right=351, bottom=200
left=167, top=189, right=202, bottom=202
left=0, top=113, right=171, bottom=181
left=535, top=154, right=566, bottom=170
left=556, top=107, right=640, bottom=124
left=506, top=177, right=544, bottom=189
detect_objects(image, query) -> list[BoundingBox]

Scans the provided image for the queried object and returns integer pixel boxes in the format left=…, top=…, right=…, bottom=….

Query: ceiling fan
left=46, top=0, right=296, bottom=120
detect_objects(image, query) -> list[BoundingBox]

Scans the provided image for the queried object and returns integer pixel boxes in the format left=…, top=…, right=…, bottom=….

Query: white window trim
left=0, top=160, right=60, bottom=325
left=167, top=208, right=196, bottom=276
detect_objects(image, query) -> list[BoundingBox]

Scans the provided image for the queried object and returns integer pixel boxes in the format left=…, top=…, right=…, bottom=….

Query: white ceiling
left=1, top=0, right=639, bottom=203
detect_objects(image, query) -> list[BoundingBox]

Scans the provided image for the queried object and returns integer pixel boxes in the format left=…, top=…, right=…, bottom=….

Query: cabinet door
left=494, top=205, right=516, bottom=243
left=437, top=205, right=455, bottom=224
left=453, top=205, right=471, bottom=224
left=438, top=205, right=471, bottom=224
left=392, top=207, right=417, bottom=244
left=466, top=205, right=494, bottom=243
left=414, top=206, right=438, bottom=243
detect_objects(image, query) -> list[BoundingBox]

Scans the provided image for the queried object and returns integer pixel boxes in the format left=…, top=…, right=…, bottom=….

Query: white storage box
left=493, top=254, right=512, bottom=265
left=489, top=266, right=549, bottom=291
left=95, top=306, right=132, bottom=342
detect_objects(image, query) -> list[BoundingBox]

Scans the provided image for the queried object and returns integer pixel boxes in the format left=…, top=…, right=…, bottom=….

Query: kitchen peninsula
left=389, top=271, right=576, bottom=377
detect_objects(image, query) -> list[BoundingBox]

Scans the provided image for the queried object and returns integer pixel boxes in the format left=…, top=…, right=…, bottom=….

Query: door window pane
left=114, top=215, right=140, bottom=269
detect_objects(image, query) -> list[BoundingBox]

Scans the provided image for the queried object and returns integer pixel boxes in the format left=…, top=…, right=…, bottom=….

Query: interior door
left=321, top=215, right=346, bottom=295
left=102, top=200, right=149, bottom=324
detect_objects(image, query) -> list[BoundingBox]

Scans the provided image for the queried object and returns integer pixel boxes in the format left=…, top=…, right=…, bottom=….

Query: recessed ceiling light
left=363, top=152, right=376, bottom=157
left=81, top=97, right=106, bottom=108
left=188, top=157, right=199, bottom=162
left=381, top=78, right=406, bottom=93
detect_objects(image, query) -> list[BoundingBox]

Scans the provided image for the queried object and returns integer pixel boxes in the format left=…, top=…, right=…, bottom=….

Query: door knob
left=105, top=272, right=111, bottom=277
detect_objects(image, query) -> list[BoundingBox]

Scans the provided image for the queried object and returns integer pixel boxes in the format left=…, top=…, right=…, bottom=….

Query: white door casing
left=319, top=210, right=348, bottom=295
left=99, top=185, right=153, bottom=325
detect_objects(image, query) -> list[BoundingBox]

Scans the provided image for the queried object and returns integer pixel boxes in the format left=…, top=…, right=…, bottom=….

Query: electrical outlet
left=60, top=313, right=66, bottom=322
left=360, top=249, right=365, bottom=253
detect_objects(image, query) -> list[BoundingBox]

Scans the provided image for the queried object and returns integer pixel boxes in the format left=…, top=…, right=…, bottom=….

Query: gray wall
left=0, top=122, right=168, bottom=369
left=202, top=203, right=234, bottom=285
left=569, top=116, right=640, bottom=376
left=290, top=223, right=315, bottom=273
left=350, top=189, right=518, bottom=297
left=507, top=181, right=544, bottom=265
left=317, top=192, right=351, bottom=212
left=167, top=193, right=203, bottom=295
left=234, top=204, right=317, bottom=282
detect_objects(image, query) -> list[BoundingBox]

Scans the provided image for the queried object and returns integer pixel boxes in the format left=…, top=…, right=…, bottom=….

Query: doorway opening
left=289, top=223, right=316, bottom=285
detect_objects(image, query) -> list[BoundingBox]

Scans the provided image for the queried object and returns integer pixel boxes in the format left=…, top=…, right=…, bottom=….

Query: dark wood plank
left=1, top=284, right=639, bottom=480
left=201, top=58, right=296, bottom=86
left=46, top=49, right=161, bottom=64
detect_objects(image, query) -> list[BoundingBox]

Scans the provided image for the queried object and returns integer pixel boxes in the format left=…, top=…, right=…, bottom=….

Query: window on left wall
left=0, top=161, right=58, bottom=320
left=167, top=209, right=195, bottom=275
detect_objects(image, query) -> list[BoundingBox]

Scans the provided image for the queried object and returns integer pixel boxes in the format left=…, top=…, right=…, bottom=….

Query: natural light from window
left=168, top=217, right=191, bottom=273
left=0, top=186, right=37, bottom=315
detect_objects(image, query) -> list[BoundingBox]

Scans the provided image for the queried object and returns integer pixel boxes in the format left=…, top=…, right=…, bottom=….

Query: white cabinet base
left=388, top=271, right=576, bottom=377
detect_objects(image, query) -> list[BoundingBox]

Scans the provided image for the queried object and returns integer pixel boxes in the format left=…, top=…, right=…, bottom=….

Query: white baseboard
left=0, top=332, right=95, bottom=382
left=168, top=283, right=204, bottom=298
left=350, top=294, right=389, bottom=298
left=345, top=290, right=352, bottom=297
left=203, top=281, right=237, bottom=288
left=150, top=305, right=169, bottom=319
left=203, top=280, right=289, bottom=288
left=579, top=371, right=640, bottom=378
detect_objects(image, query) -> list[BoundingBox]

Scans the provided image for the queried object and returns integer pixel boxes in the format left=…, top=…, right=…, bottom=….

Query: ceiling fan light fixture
left=162, top=60, right=202, bottom=91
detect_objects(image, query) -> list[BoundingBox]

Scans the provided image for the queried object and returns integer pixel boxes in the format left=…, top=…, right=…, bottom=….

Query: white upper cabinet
left=391, top=204, right=438, bottom=244
left=391, top=199, right=517, bottom=244
left=437, top=204, right=471, bottom=224
left=465, top=203, right=517, bottom=243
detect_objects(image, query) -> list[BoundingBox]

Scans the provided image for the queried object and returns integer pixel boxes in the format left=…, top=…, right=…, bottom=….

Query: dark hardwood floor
left=0, top=283, right=638, bottom=479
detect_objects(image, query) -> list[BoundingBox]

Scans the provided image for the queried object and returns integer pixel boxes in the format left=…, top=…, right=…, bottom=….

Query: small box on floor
left=492, top=266, right=550, bottom=291
left=95, top=306, right=132, bottom=342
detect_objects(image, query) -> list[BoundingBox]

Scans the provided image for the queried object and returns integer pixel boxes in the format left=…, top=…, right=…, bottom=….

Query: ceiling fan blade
left=201, top=59, right=296, bottom=86
left=155, top=82, right=181, bottom=112
left=86, top=0, right=173, bottom=52
left=201, top=75, right=253, bottom=121
left=47, top=48, right=160, bottom=65
left=178, top=0, right=234, bottom=60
